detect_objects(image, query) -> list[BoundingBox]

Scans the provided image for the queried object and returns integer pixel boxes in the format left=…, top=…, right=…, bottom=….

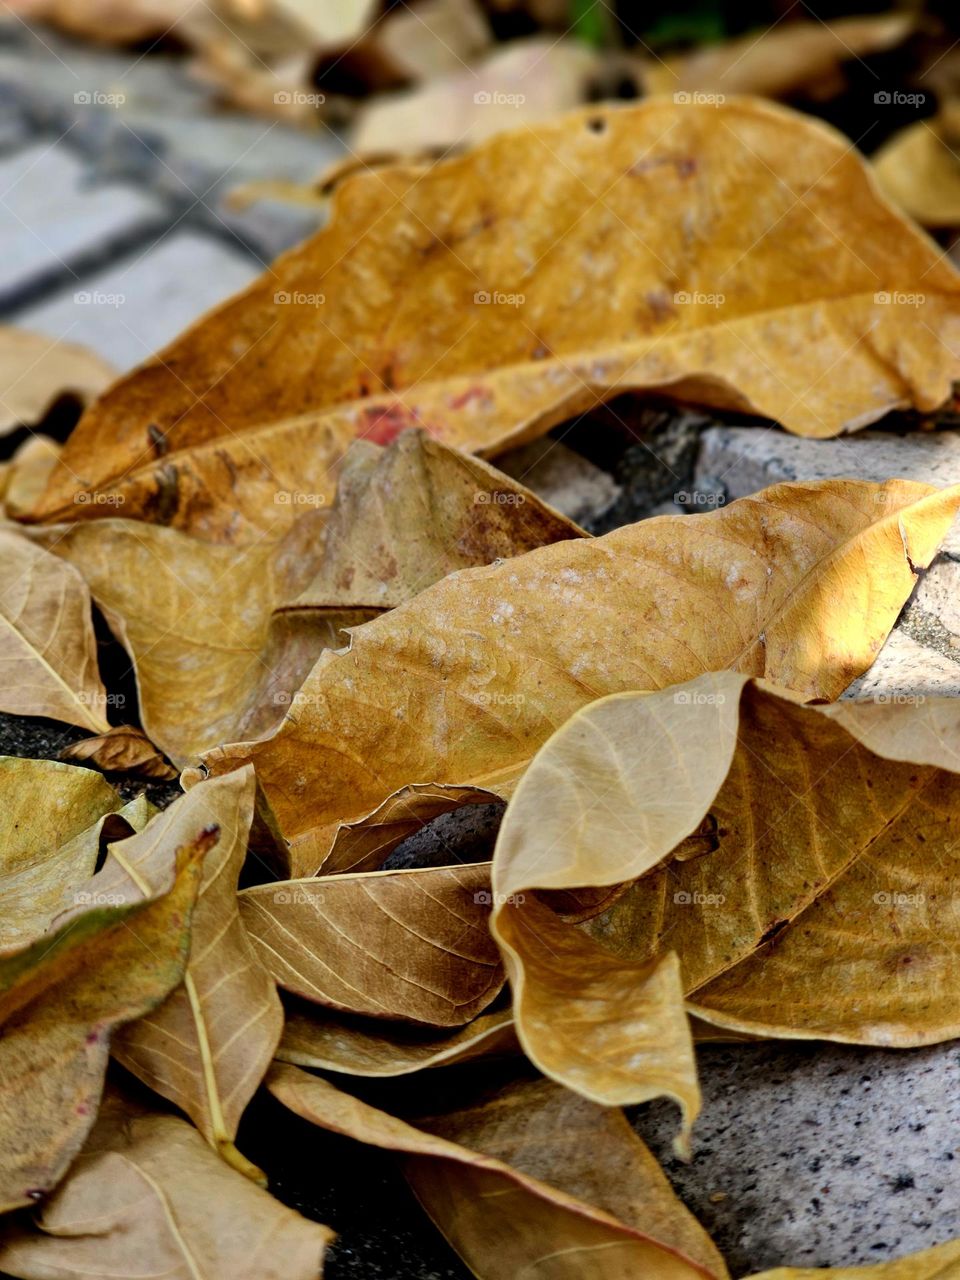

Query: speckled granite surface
left=636, top=1040, right=960, bottom=1277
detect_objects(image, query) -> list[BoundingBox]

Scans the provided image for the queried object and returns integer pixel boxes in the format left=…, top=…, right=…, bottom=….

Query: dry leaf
left=873, top=107, right=960, bottom=229
left=81, top=771, right=283, bottom=1178
left=372, top=0, right=490, bottom=81
left=487, top=672, right=960, bottom=1136
left=746, top=1239, right=960, bottom=1278
left=1, top=437, right=60, bottom=519
left=288, top=429, right=583, bottom=610
left=239, top=862, right=503, bottom=1025
left=0, top=758, right=121, bottom=948
left=352, top=37, right=601, bottom=155
left=60, top=725, right=176, bottom=779
left=0, top=328, right=114, bottom=436
left=0, top=1086, right=332, bottom=1280
left=278, top=1003, right=518, bottom=1076
left=0, top=528, right=109, bottom=732
left=193, top=478, right=960, bottom=874
left=26, top=100, right=960, bottom=538
left=643, top=14, right=914, bottom=100
left=0, top=832, right=207, bottom=1210
left=269, top=1064, right=728, bottom=1279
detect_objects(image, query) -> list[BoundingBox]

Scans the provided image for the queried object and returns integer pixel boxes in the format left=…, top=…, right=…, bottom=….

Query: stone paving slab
left=0, top=140, right=166, bottom=309
left=16, top=229, right=259, bottom=370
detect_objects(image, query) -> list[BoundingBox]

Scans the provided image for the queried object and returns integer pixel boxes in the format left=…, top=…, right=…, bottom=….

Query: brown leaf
left=278, top=1003, right=519, bottom=1076
left=192, top=478, right=960, bottom=874
left=873, top=106, right=960, bottom=229
left=0, top=527, right=110, bottom=732
left=0, top=1086, right=332, bottom=1280
left=83, top=771, right=283, bottom=1178
left=0, top=831, right=207, bottom=1210
left=268, top=1064, right=728, bottom=1279
left=0, top=437, right=60, bottom=519
left=239, top=863, right=503, bottom=1025
left=487, top=673, right=960, bottom=1133
left=0, top=328, right=114, bottom=435
left=643, top=14, right=914, bottom=100
left=746, top=1239, right=960, bottom=1279
left=60, top=725, right=177, bottom=779
left=26, top=101, right=960, bottom=537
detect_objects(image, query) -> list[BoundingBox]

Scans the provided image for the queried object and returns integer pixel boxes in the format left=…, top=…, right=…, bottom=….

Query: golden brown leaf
left=278, top=1003, right=519, bottom=1076
left=269, top=1064, right=728, bottom=1279
left=83, top=771, right=283, bottom=1177
left=0, top=327, right=113, bottom=435
left=0, top=437, right=60, bottom=519
left=27, top=100, right=960, bottom=537
left=0, top=832, right=207, bottom=1210
left=873, top=107, right=960, bottom=229
left=0, top=528, right=110, bottom=732
left=60, top=725, right=176, bottom=779
left=746, top=1239, right=960, bottom=1279
left=643, top=14, right=913, bottom=100
left=239, top=862, right=503, bottom=1025
left=0, top=1086, right=332, bottom=1280
left=193, top=478, right=960, bottom=874
left=488, top=673, right=960, bottom=1131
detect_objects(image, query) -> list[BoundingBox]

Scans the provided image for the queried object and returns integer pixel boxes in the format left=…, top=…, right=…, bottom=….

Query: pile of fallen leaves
left=5, top=97, right=960, bottom=1278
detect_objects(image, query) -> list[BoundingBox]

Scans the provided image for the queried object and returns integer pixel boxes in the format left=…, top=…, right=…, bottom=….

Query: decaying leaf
left=642, top=14, right=914, bottom=100
left=26, top=100, right=960, bottom=536
left=0, top=832, right=207, bottom=1210
left=873, top=106, right=960, bottom=229
left=0, top=437, right=60, bottom=519
left=746, top=1239, right=960, bottom=1279
left=269, top=1064, right=728, bottom=1279
left=239, top=862, right=503, bottom=1025
left=0, top=528, right=110, bottom=733
left=0, top=758, right=120, bottom=949
left=60, top=725, right=176, bottom=779
left=194, top=479, right=960, bottom=874
left=487, top=672, right=960, bottom=1134
left=80, top=771, right=283, bottom=1178
left=278, top=1002, right=518, bottom=1076
left=0, top=327, right=114, bottom=435
left=0, top=1086, right=332, bottom=1280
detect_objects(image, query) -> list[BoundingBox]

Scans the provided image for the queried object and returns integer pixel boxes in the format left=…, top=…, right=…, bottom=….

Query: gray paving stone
left=17, top=230, right=259, bottom=370
left=693, top=425, right=960, bottom=701
left=496, top=437, right=621, bottom=525
left=0, top=141, right=166, bottom=309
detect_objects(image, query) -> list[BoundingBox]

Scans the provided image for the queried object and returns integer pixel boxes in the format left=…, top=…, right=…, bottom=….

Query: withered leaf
left=278, top=1004, right=518, bottom=1077
left=873, top=106, right=960, bottom=229
left=0, top=437, right=60, bottom=519
left=86, top=771, right=283, bottom=1177
left=28, top=100, right=960, bottom=537
left=746, top=1239, right=960, bottom=1279
left=0, top=1086, right=332, bottom=1280
left=193, top=479, right=960, bottom=874
left=489, top=673, right=960, bottom=1130
left=0, top=327, right=113, bottom=435
left=0, top=528, right=110, bottom=732
left=60, top=725, right=176, bottom=779
left=0, top=832, right=207, bottom=1210
left=269, top=1064, right=728, bottom=1279
left=239, top=862, right=504, bottom=1025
